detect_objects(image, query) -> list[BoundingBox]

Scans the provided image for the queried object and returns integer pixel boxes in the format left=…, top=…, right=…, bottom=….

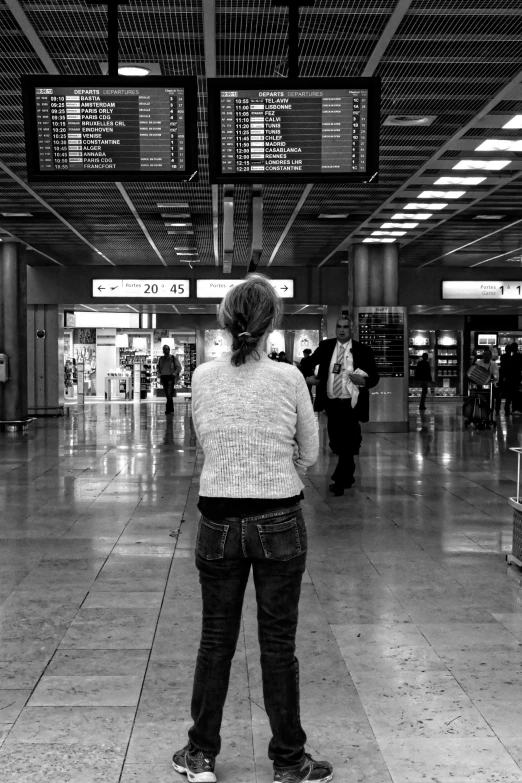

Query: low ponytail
left=218, top=274, right=283, bottom=367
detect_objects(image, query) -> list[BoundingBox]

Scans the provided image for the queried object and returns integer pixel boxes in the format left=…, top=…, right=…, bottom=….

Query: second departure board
left=208, top=77, right=380, bottom=183
left=22, top=76, right=198, bottom=182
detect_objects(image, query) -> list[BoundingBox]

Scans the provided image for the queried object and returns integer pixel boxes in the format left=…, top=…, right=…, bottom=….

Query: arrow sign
left=98, top=285, right=105, bottom=291
left=280, top=285, right=288, bottom=292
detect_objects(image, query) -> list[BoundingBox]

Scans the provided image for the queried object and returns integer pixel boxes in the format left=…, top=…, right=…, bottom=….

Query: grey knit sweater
left=191, top=351, right=319, bottom=498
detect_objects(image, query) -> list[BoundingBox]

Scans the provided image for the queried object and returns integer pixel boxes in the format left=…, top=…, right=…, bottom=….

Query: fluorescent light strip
left=404, top=203, right=448, bottom=210
left=363, top=237, right=396, bottom=243
left=434, top=177, right=486, bottom=185
left=371, top=230, right=406, bottom=236
left=418, top=190, right=465, bottom=199
left=475, top=140, right=522, bottom=152
left=391, top=212, right=432, bottom=220
left=453, top=160, right=510, bottom=170
left=503, top=116, right=522, bottom=129
left=381, top=222, right=418, bottom=229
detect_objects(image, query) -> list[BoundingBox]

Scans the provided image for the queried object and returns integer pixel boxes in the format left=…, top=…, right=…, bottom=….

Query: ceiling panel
left=1, top=0, right=522, bottom=269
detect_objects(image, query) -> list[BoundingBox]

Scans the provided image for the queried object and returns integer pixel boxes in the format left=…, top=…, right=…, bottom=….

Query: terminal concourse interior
left=3, top=1, right=522, bottom=782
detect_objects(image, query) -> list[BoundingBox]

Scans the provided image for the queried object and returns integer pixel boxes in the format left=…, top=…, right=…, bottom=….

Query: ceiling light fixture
left=118, top=66, right=150, bottom=76
left=473, top=214, right=505, bottom=220
left=165, top=222, right=192, bottom=227
left=453, top=160, right=511, bottom=170
left=179, top=258, right=200, bottom=263
left=434, top=176, right=486, bottom=186
left=503, top=116, right=522, bottom=129
left=176, top=252, right=198, bottom=255
left=157, top=202, right=189, bottom=209
left=391, top=212, right=432, bottom=220
left=384, top=115, right=436, bottom=127
left=404, top=202, right=448, bottom=210
left=174, top=246, right=194, bottom=250
left=371, top=230, right=406, bottom=236
left=318, top=213, right=349, bottom=219
left=381, top=222, right=418, bottom=229
left=418, top=190, right=465, bottom=199
left=167, top=230, right=194, bottom=235
left=161, top=213, right=190, bottom=219
left=363, top=237, right=396, bottom=243
left=475, top=140, right=522, bottom=152
left=1, top=212, right=33, bottom=217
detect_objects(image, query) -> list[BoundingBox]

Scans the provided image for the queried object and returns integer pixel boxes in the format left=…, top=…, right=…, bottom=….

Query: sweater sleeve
left=293, top=370, right=319, bottom=469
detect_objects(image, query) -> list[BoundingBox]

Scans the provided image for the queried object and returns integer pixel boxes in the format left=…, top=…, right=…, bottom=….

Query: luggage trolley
left=507, top=447, right=522, bottom=569
left=464, top=363, right=497, bottom=429
left=463, top=382, right=497, bottom=429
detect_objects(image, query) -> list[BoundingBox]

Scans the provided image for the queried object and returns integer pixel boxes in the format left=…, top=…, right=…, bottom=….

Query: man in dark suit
left=306, top=316, right=379, bottom=495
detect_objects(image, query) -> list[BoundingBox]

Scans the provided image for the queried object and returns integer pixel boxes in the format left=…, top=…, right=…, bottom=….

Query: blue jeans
left=188, top=504, right=308, bottom=769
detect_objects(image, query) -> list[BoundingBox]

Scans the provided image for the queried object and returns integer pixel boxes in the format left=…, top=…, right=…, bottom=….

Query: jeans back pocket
left=257, top=516, right=306, bottom=561
left=196, top=517, right=229, bottom=560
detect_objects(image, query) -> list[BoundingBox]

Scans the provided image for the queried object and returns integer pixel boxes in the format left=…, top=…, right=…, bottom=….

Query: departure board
left=208, top=77, right=380, bottom=183
left=358, top=307, right=405, bottom=378
left=22, top=76, right=198, bottom=182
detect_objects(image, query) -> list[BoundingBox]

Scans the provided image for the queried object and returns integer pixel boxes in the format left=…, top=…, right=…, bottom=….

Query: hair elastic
left=238, top=331, right=251, bottom=338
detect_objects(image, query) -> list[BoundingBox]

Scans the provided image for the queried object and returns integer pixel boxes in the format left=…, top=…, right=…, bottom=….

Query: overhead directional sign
left=442, top=281, right=522, bottom=299
left=196, top=279, right=294, bottom=298
left=93, top=279, right=190, bottom=298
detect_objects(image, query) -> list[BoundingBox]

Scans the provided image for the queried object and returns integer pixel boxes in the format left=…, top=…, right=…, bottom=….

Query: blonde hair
left=218, top=273, right=283, bottom=366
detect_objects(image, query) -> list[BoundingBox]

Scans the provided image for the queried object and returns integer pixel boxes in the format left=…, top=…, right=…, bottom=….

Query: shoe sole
left=172, top=760, right=217, bottom=783
left=273, top=772, right=333, bottom=783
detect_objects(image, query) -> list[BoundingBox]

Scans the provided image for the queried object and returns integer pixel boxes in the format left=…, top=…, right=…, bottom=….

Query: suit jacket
left=306, top=338, right=379, bottom=422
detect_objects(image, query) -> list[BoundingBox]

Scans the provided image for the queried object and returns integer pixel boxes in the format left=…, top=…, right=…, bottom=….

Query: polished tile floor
left=1, top=400, right=522, bottom=782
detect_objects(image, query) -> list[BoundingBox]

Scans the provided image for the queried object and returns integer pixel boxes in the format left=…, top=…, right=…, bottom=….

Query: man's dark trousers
left=160, top=375, right=175, bottom=413
left=324, top=397, right=362, bottom=486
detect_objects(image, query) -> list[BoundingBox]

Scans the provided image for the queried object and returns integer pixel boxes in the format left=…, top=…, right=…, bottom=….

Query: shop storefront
left=62, top=311, right=321, bottom=401
left=409, top=328, right=463, bottom=398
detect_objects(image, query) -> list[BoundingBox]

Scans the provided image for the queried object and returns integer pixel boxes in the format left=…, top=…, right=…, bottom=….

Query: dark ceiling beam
left=271, top=0, right=414, bottom=267
left=320, top=61, right=522, bottom=267
left=0, top=160, right=115, bottom=265
left=361, top=0, right=414, bottom=76
left=114, top=184, right=167, bottom=267
left=1, top=0, right=117, bottom=265
left=202, top=0, right=220, bottom=267
left=4, top=0, right=59, bottom=74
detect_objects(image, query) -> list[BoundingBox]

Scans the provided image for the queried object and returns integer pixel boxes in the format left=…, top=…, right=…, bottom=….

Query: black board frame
left=207, top=76, right=381, bottom=185
left=21, top=74, right=199, bottom=182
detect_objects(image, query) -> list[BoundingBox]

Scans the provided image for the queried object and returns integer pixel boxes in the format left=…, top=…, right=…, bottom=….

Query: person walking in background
left=298, top=348, right=316, bottom=402
left=172, top=274, right=333, bottom=783
left=306, top=316, right=379, bottom=496
left=415, top=352, right=433, bottom=411
left=157, top=344, right=181, bottom=415
left=277, top=350, right=291, bottom=364
left=504, top=343, right=522, bottom=414
left=496, top=345, right=512, bottom=413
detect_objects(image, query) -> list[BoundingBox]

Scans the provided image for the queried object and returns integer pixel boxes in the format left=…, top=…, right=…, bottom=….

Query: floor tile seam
left=239, top=605, right=259, bottom=783
left=113, top=453, right=196, bottom=783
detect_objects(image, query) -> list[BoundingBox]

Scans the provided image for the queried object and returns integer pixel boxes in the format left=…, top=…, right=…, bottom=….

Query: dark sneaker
left=274, top=753, right=333, bottom=783
left=172, top=744, right=217, bottom=783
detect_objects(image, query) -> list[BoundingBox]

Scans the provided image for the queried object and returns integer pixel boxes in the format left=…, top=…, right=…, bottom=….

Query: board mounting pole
left=271, top=0, right=314, bottom=79
left=85, top=0, right=131, bottom=77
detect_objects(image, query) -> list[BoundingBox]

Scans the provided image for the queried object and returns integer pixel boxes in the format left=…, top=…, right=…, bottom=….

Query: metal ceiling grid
left=322, top=0, right=522, bottom=262
left=1, top=1, right=522, bottom=270
left=22, top=1, right=205, bottom=76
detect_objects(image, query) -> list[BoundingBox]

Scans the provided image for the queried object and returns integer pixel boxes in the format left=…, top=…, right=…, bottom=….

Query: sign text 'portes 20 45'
left=92, top=279, right=190, bottom=298
left=442, top=281, right=522, bottom=299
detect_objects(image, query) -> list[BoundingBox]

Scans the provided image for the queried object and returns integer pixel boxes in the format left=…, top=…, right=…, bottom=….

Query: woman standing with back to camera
left=172, top=274, right=333, bottom=783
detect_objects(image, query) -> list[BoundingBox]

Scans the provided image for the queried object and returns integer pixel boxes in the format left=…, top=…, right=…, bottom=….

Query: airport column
left=0, top=239, right=29, bottom=428
left=27, top=305, right=65, bottom=417
left=352, top=242, right=408, bottom=432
